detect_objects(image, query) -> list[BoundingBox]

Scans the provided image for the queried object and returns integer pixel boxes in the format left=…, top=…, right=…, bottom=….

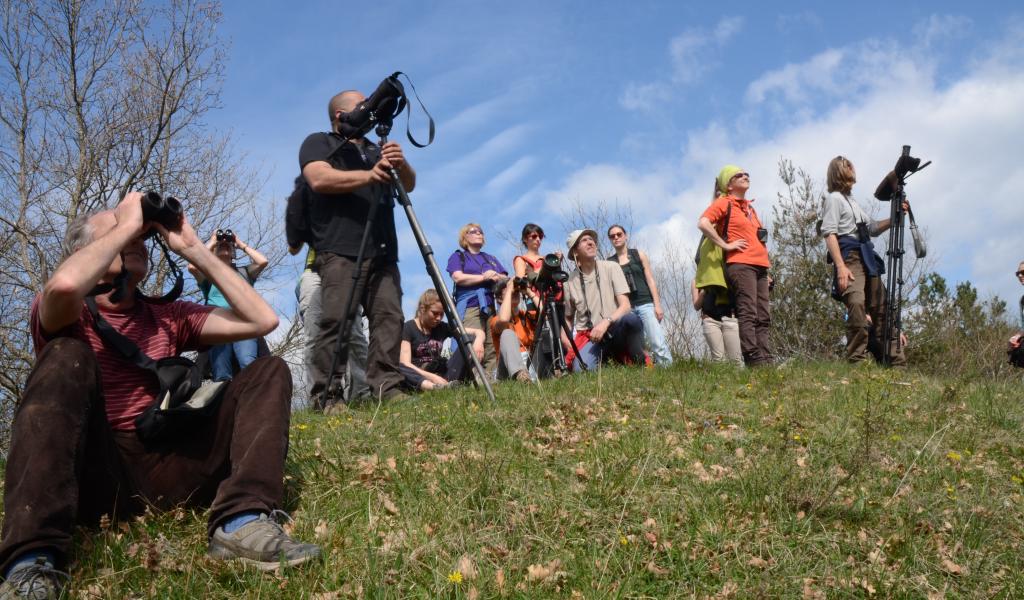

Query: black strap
left=84, top=296, right=158, bottom=372
left=394, top=72, right=436, bottom=149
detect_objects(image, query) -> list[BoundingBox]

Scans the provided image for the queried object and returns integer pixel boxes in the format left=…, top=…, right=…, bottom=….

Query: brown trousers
left=841, top=252, right=906, bottom=365
left=0, top=338, right=292, bottom=572
left=725, top=263, right=772, bottom=366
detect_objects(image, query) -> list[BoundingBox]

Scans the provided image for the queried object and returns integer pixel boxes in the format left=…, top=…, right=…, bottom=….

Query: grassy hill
left=45, top=361, right=1024, bottom=597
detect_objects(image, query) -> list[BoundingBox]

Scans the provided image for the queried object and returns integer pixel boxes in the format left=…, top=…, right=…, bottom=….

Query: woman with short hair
left=445, top=223, right=507, bottom=376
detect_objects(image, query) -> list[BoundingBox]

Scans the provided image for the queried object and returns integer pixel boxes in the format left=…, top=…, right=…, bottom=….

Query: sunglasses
left=1016, top=270, right=1024, bottom=277
left=466, top=228, right=483, bottom=235
left=525, top=233, right=543, bottom=240
left=730, top=172, right=750, bottom=180
left=608, top=231, right=625, bottom=239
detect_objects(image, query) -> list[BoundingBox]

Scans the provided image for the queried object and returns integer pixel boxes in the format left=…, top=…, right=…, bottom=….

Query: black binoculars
left=216, top=229, right=235, bottom=243
left=141, top=191, right=183, bottom=235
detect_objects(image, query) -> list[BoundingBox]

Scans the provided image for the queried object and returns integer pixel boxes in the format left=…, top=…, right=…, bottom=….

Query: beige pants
left=702, top=316, right=743, bottom=365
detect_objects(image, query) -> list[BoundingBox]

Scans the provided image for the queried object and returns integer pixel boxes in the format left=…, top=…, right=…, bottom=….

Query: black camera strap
left=393, top=72, right=435, bottom=149
left=83, top=296, right=158, bottom=372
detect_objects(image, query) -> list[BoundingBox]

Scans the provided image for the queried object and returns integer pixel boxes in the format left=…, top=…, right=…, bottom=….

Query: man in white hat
left=562, top=229, right=646, bottom=370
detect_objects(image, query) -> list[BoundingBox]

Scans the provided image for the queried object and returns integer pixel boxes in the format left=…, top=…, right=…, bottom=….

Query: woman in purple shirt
left=446, top=222, right=507, bottom=377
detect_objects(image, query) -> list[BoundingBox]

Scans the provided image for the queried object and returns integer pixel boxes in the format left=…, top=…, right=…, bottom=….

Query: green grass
left=29, top=362, right=1024, bottom=597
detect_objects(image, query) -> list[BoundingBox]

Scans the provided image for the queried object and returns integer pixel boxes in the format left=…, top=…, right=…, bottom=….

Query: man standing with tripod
left=300, top=90, right=416, bottom=408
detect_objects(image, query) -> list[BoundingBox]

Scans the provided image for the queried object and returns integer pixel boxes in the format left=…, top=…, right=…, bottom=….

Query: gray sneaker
left=0, top=556, right=67, bottom=600
left=208, top=513, right=321, bottom=571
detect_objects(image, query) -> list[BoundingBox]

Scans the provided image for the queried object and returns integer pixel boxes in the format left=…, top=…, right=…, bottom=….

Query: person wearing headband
left=698, top=165, right=772, bottom=367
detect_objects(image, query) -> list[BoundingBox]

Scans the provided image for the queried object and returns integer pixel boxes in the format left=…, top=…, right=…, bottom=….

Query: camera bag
left=84, top=296, right=227, bottom=444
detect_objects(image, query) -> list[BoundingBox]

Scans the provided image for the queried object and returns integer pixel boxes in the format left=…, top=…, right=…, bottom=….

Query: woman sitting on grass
left=399, top=289, right=484, bottom=391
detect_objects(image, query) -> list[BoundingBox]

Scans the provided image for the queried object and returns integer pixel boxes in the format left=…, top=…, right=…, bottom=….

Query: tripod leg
left=384, top=163, right=495, bottom=402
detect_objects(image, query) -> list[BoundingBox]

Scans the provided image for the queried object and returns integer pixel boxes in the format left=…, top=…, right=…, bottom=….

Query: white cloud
left=540, top=163, right=678, bottom=221
left=620, top=16, right=744, bottom=111
left=913, top=14, right=972, bottom=48
left=776, top=11, right=823, bottom=34
left=485, top=156, right=537, bottom=193
left=671, top=17, right=743, bottom=83
left=545, top=18, right=1024, bottom=307
left=619, top=81, right=672, bottom=112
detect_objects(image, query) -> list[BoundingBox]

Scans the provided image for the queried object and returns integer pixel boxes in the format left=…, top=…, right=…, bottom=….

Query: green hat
left=716, top=165, right=744, bottom=195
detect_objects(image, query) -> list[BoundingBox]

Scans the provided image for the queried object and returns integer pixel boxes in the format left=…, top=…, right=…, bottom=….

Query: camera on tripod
left=216, top=229, right=235, bottom=243
left=534, top=253, right=568, bottom=292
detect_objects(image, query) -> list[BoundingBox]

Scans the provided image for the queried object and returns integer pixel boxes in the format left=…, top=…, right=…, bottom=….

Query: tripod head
left=874, top=145, right=931, bottom=201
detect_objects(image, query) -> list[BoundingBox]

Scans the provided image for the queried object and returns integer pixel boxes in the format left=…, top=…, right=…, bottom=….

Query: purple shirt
left=446, top=249, right=507, bottom=308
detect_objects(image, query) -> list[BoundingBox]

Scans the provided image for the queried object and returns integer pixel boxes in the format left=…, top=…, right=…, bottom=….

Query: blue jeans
left=210, top=339, right=259, bottom=381
left=572, top=311, right=645, bottom=371
left=633, top=303, right=672, bottom=366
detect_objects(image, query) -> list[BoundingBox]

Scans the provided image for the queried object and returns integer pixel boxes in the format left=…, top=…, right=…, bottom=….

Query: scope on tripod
left=336, top=73, right=406, bottom=140
left=535, top=253, right=568, bottom=291
left=874, top=145, right=930, bottom=201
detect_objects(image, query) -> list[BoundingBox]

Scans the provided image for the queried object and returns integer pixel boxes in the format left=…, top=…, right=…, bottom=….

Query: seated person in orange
left=489, top=278, right=540, bottom=382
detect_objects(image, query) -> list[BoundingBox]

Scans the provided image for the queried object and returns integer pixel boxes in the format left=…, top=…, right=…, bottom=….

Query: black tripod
left=879, top=161, right=930, bottom=365
left=325, top=122, right=495, bottom=403
left=529, top=284, right=586, bottom=377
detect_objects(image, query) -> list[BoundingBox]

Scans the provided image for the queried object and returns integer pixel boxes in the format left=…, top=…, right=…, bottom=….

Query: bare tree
left=0, top=0, right=290, bottom=449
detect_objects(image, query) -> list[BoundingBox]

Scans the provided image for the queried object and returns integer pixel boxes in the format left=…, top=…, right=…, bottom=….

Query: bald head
left=328, top=90, right=364, bottom=125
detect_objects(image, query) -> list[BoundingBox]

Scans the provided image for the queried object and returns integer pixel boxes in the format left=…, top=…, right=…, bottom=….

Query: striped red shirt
left=31, top=295, right=214, bottom=431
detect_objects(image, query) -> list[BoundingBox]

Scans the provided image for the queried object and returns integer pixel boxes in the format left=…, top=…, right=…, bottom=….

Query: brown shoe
left=514, top=369, right=531, bottom=383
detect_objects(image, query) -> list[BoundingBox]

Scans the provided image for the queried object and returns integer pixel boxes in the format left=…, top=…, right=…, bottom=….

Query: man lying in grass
left=0, top=192, right=319, bottom=600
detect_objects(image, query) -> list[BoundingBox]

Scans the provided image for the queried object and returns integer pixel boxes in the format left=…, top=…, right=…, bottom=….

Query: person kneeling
left=0, top=193, right=319, bottom=599
left=399, top=289, right=484, bottom=391
left=562, top=229, right=646, bottom=370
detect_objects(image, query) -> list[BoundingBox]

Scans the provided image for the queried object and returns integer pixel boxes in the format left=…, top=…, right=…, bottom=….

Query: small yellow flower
left=792, top=433, right=801, bottom=441
left=447, top=571, right=463, bottom=585
left=619, top=535, right=629, bottom=546
left=946, top=451, right=962, bottom=462
left=296, top=424, right=308, bottom=431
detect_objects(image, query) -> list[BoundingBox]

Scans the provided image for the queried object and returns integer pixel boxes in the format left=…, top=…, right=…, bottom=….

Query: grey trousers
left=496, top=329, right=529, bottom=379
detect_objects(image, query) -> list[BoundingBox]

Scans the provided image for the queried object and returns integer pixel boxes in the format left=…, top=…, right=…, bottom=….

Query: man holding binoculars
left=188, top=228, right=270, bottom=381
left=0, top=192, right=317, bottom=598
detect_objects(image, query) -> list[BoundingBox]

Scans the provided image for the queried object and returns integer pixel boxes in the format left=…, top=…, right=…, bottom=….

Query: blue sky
left=210, top=1, right=1024, bottom=320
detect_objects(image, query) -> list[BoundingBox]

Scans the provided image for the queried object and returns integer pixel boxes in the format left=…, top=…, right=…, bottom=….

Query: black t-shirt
left=298, top=132, right=398, bottom=261
left=401, top=319, right=453, bottom=371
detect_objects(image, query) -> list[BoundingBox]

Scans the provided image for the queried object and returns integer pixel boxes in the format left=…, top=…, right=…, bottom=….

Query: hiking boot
left=208, top=513, right=321, bottom=571
left=0, top=556, right=68, bottom=600
left=514, top=369, right=531, bottom=383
